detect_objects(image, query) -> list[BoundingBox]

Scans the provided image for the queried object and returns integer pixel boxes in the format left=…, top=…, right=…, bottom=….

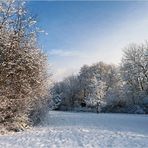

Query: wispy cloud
left=48, top=49, right=90, bottom=58
left=48, top=49, right=76, bottom=57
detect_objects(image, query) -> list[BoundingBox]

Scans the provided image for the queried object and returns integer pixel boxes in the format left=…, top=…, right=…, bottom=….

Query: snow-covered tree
left=0, top=0, right=51, bottom=130
left=121, top=43, right=148, bottom=104
left=51, top=75, right=80, bottom=110
left=79, top=62, right=119, bottom=110
left=51, top=46, right=147, bottom=113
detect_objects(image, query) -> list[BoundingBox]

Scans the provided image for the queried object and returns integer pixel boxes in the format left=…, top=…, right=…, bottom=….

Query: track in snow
left=0, top=111, right=148, bottom=148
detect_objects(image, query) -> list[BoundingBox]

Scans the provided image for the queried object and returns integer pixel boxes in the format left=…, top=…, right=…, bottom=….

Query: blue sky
left=26, top=1, right=148, bottom=81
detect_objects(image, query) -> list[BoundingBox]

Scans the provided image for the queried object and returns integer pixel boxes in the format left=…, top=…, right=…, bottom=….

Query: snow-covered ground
left=0, top=111, right=148, bottom=148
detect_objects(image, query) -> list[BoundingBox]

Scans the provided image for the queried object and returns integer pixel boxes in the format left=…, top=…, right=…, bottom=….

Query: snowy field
left=0, top=111, right=148, bottom=148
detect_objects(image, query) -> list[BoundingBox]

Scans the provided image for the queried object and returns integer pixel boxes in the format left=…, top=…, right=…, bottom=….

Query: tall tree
left=121, top=43, right=148, bottom=104
left=0, top=0, right=51, bottom=129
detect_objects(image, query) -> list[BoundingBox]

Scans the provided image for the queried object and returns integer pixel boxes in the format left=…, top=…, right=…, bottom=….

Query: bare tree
left=121, top=43, right=148, bottom=104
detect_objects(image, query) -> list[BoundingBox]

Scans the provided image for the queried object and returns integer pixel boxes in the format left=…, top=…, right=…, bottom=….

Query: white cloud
left=48, top=49, right=91, bottom=58
left=48, top=49, right=73, bottom=56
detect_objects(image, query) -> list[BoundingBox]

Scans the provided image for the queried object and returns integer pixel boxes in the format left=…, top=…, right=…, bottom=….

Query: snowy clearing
left=0, top=111, right=148, bottom=148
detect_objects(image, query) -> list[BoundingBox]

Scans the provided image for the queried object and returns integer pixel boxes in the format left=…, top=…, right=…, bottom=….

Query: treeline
left=0, top=0, right=51, bottom=133
left=52, top=43, right=148, bottom=114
